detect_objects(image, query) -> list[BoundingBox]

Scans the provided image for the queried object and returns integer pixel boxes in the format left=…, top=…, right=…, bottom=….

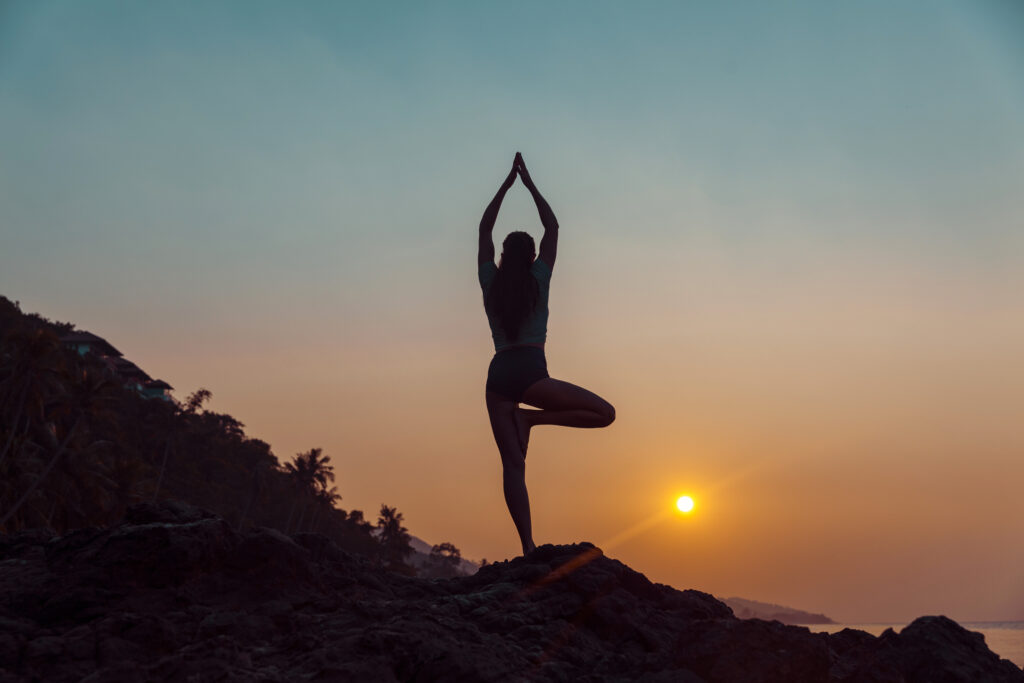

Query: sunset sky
left=2, top=1, right=1022, bottom=623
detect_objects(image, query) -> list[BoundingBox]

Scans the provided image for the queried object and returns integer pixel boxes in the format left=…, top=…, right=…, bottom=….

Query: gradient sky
left=2, top=1, right=1022, bottom=622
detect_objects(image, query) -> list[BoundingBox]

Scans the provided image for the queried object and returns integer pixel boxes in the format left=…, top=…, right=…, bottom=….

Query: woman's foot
left=514, top=407, right=531, bottom=456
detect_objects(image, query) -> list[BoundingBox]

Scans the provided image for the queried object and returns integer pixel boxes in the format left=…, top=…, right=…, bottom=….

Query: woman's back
left=479, top=257, right=552, bottom=351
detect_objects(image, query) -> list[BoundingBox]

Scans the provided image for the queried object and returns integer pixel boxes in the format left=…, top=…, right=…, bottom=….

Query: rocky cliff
left=1, top=502, right=1020, bottom=682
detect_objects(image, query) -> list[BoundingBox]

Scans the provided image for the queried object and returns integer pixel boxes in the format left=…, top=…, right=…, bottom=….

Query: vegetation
left=0, top=296, right=461, bottom=575
left=425, top=542, right=464, bottom=579
left=377, top=504, right=415, bottom=575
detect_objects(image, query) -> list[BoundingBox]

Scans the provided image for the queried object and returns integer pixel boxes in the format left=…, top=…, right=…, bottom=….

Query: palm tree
left=105, top=439, right=152, bottom=524
left=48, top=442, right=115, bottom=532
left=237, top=466, right=266, bottom=531
left=43, top=356, right=131, bottom=531
left=377, top=504, right=414, bottom=573
left=305, top=485, right=341, bottom=533
left=0, top=327, right=66, bottom=468
left=0, top=366, right=115, bottom=531
left=283, top=448, right=334, bottom=533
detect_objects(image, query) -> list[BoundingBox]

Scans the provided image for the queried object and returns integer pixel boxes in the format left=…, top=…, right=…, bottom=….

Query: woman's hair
left=485, top=231, right=539, bottom=341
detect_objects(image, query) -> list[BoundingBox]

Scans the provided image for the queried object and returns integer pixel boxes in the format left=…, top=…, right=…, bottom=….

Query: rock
left=197, top=610, right=274, bottom=641
left=876, top=615, right=1024, bottom=683
left=0, top=502, right=1020, bottom=682
left=0, top=528, right=54, bottom=561
left=61, top=624, right=95, bottom=661
left=0, top=632, right=22, bottom=669
left=122, top=500, right=218, bottom=525
left=24, top=635, right=63, bottom=659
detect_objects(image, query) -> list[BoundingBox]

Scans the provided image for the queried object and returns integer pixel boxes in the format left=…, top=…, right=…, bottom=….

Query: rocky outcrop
left=1, top=502, right=1021, bottom=682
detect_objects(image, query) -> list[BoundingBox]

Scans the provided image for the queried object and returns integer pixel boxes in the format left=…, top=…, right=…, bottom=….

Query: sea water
left=814, top=622, right=1024, bottom=669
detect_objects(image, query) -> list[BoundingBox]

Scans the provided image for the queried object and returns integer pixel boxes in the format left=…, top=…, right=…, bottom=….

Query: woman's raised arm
left=516, top=153, right=558, bottom=267
left=478, top=160, right=518, bottom=265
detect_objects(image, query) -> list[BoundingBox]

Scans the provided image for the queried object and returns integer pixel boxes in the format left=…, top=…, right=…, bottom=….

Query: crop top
left=478, top=258, right=552, bottom=352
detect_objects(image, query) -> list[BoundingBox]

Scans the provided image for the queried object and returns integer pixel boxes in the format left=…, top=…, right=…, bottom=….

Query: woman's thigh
left=520, top=378, right=614, bottom=417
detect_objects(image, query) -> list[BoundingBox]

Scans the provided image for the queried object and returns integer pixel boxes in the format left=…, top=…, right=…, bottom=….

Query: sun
left=676, top=495, right=695, bottom=513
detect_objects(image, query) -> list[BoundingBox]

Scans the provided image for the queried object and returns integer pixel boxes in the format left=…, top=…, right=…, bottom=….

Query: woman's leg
left=486, top=390, right=536, bottom=555
left=518, top=378, right=615, bottom=438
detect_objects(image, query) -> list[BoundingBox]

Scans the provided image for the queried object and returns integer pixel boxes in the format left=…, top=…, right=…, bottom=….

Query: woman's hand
left=500, top=157, right=518, bottom=192
left=514, top=152, right=535, bottom=190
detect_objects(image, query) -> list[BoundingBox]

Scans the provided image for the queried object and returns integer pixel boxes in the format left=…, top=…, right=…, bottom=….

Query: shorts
left=486, top=346, right=549, bottom=402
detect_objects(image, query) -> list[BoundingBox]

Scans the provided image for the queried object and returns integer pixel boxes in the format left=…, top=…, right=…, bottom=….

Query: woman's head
left=499, top=231, right=536, bottom=271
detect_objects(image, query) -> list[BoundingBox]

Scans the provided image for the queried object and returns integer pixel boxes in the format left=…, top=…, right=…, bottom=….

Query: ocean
left=814, top=622, right=1024, bottom=669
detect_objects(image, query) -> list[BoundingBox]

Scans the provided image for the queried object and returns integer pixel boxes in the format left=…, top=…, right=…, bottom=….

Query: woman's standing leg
left=486, top=391, right=536, bottom=555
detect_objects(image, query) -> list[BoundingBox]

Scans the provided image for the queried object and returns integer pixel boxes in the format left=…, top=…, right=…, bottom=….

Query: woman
left=478, top=152, right=615, bottom=556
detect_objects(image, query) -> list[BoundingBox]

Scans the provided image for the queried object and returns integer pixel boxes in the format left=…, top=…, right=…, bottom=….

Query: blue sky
left=4, top=1, right=1020, bottom=345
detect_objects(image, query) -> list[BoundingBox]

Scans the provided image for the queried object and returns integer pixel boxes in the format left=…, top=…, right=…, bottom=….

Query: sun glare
left=676, top=495, right=695, bottom=514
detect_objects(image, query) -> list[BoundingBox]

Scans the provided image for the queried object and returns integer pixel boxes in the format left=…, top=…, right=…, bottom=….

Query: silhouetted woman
left=478, top=152, right=615, bottom=555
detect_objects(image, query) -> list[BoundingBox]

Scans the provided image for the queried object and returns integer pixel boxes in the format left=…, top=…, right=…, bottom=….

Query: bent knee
left=599, top=402, right=616, bottom=427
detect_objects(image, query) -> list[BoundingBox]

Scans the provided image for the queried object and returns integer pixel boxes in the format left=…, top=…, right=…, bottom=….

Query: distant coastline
left=724, top=596, right=835, bottom=625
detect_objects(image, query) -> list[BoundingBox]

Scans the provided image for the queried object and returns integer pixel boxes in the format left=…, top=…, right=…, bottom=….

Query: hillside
left=0, top=295, right=452, bottom=577
left=1, top=501, right=1020, bottom=682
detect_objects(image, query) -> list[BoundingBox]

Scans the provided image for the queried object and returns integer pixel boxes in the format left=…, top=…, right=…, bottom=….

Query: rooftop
left=109, top=357, right=152, bottom=382
left=59, top=330, right=123, bottom=358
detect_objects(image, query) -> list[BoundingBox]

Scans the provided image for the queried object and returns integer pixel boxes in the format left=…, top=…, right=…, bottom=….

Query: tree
left=377, top=504, right=414, bottom=574
left=425, top=541, right=463, bottom=578
left=0, top=326, right=66, bottom=468
left=283, top=448, right=335, bottom=533
left=182, top=388, right=211, bottom=414
left=0, top=365, right=116, bottom=531
left=148, top=398, right=181, bottom=502
left=306, top=485, right=341, bottom=533
left=237, top=466, right=265, bottom=532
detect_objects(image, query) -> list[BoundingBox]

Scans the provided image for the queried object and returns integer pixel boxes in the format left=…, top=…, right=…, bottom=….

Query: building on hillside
left=142, top=379, right=174, bottom=401
left=59, top=331, right=122, bottom=358
left=60, top=330, right=175, bottom=401
left=107, top=357, right=151, bottom=389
